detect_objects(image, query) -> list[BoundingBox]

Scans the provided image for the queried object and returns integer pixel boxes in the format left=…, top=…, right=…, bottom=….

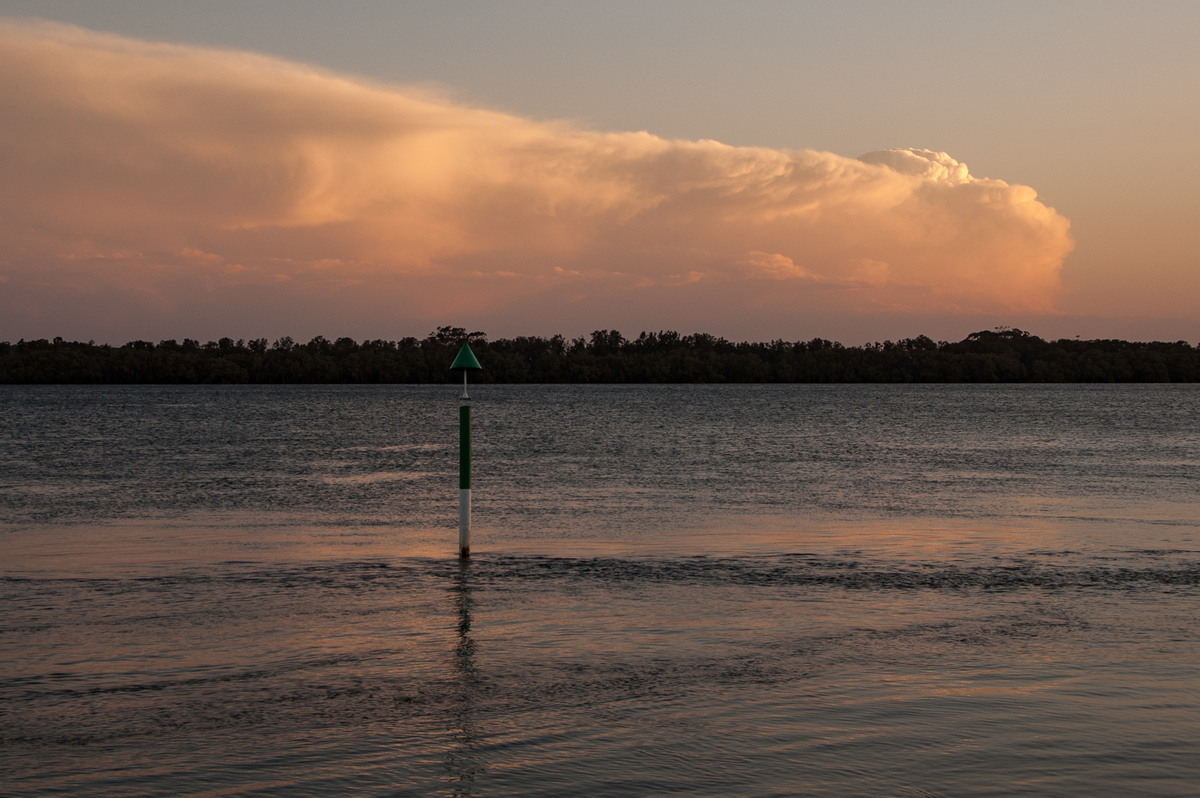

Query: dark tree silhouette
left=1, top=328, right=1197, bottom=384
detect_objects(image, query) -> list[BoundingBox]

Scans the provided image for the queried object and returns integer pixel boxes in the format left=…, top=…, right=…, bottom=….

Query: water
left=2, top=384, right=1198, bottom=796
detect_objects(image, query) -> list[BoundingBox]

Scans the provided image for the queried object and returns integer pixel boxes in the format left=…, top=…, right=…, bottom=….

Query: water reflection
left=443, top=559, right=484, bottom=796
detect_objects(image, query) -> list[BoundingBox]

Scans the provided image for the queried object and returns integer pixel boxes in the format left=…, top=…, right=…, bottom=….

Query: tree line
left=2, top=327, right=1198, bottom=384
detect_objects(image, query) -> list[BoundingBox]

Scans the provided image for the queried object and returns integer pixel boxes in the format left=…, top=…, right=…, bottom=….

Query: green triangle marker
left=450, top=342, right=483, bottom=371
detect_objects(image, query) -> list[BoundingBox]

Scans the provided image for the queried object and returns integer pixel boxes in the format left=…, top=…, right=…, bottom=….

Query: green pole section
left=459, top=404, right=471, bottom=490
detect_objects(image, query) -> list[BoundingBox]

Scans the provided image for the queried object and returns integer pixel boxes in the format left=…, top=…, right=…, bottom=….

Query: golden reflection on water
left=2, top=535, right=1197, bottom=796
left=4, top=500, right=1192, bottom=580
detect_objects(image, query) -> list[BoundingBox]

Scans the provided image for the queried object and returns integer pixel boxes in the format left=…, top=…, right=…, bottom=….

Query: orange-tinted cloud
left=1, top=19, right=1073, bottom=339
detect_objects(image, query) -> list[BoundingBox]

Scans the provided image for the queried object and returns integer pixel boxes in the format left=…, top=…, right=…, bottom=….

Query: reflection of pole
left=449, top=342, right=482, bottom=560
left=459, top=402, right=471, bottom=559
left=447, top=559, right=482, bottom=793
left=454, top=560, right=475, bottom=667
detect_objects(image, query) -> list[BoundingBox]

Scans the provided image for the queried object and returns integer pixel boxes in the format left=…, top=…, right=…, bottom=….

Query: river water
left=2, top=384, right=1198, bottom=796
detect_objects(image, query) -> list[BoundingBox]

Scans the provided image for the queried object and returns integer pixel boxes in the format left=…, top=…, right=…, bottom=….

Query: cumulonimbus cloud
left=0, top=19, right=1073, bottom=338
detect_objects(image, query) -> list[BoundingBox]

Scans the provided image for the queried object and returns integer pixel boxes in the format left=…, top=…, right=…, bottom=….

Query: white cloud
left=0, top=19, right=1074, bottom=339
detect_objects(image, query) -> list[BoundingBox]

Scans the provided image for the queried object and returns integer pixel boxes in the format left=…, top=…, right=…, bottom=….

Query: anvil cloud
left=1, top=19, right=1073, bottom=341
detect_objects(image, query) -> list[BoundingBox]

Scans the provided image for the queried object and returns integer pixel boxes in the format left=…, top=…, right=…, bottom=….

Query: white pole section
left=458, top=488, right=471, bottom=558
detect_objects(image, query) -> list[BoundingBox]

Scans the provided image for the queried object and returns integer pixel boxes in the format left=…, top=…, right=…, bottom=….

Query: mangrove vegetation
left=2, top=327, right=1198, bottom=384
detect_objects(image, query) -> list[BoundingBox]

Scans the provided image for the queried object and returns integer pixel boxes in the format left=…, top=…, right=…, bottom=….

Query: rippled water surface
left=2, top=384, right=1198, bottom=796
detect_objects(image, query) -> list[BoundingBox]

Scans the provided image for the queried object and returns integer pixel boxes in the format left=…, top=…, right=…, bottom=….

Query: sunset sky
left=2, top=1, right=1197, bottom=345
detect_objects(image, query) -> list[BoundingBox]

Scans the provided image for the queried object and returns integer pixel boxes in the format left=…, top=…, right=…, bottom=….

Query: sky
left=2, top=1, right=1197, bottom=346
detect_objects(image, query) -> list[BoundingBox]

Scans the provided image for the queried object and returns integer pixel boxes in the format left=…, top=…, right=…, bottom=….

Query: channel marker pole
left=450, top=343, right=483, bottom=559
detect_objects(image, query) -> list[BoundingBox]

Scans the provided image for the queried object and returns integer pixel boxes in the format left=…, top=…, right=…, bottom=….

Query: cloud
left=0, top=19, right=1073, bottom=339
